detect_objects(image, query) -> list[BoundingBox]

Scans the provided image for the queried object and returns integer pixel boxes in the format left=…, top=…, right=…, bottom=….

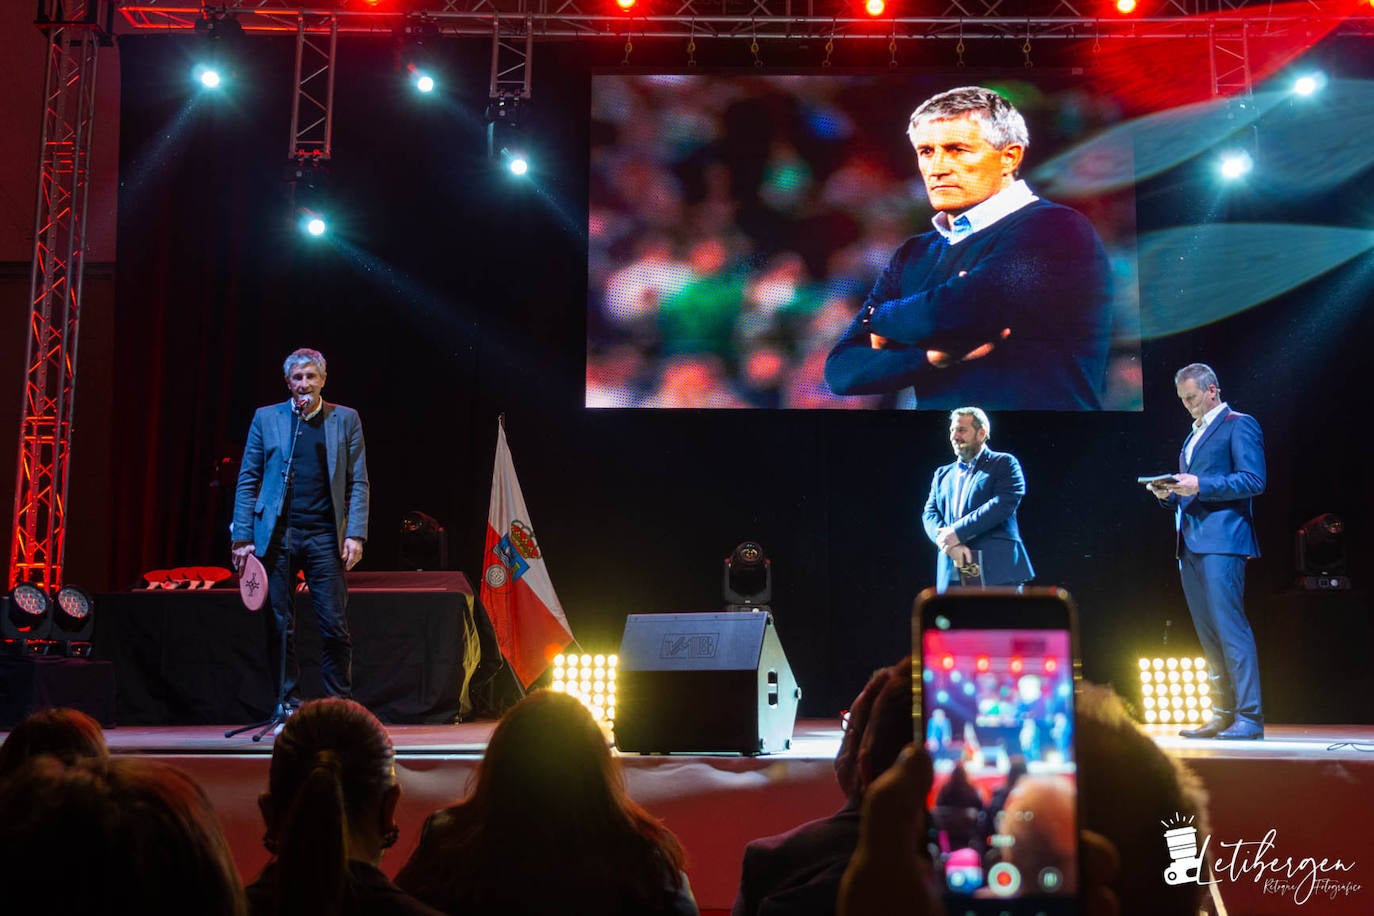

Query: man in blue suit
left=1148, top=363, right=1265, bottom=740
left=231, top=348, right=370, bottom=707
left=922, top=407, right=1034, bottom=589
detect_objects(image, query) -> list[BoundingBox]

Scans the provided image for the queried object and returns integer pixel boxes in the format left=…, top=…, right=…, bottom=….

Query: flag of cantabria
left=480, top=419, right=574, bottom=687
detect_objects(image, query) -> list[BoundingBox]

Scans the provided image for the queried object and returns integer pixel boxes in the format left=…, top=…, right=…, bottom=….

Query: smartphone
left=913, top=587, right=1080, bottom=915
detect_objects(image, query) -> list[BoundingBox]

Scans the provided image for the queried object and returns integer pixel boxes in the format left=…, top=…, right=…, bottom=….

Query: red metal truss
left=113, top=0, right=1374, bottom=40
left=10, top=1, right=112, bottom=590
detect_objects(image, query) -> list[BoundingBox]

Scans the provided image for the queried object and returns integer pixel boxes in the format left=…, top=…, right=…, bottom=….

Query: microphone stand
left=227, top=401, right=307, bottom=741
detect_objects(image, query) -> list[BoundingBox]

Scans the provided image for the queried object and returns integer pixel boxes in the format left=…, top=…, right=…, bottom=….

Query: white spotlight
left=1292, top=72, right=1327, bottom=97
left=195, top=66, right=223, bottom=90
left=1218, top=151, right=1253, bottom=180
left=303, top=216, right=327, bottom=237
left=501, top=148, right=529, bottom=176
left=414, top=73, right=435, bottom=94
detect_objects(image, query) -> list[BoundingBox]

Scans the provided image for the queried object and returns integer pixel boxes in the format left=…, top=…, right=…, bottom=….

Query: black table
left=94, top=571, right=496, bottom=725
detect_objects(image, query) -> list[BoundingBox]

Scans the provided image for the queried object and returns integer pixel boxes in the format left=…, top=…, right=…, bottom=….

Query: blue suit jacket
left=1172, top=406, right=1265, bottom=557
left=922, top=447, right=1034, bottom=588
left=231, top=401, right=370, bottom=556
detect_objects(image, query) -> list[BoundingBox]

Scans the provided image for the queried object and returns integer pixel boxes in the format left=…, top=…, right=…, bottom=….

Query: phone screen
left=915, top=589, right=1079, bottom=914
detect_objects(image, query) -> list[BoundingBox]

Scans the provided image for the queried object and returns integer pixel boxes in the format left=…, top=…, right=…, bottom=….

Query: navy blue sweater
left=824, top=198, right=1112, bottom=410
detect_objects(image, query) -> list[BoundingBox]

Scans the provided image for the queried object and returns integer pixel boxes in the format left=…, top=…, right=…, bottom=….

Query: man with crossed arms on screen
left=825, top=86, right=1112, bottom=410
left=1147, top=362, right=1266, bottom=740
left=923, top=406, right=1034, bottom=590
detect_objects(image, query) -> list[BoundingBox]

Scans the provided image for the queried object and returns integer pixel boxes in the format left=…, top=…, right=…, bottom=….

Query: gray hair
left=949, top=406, right=990, bottom=438
left=1174, top=362, right=1218, bottom=392
left=283, top=348, right=327, bottom=378
left=908, top=86, right=1030, bottom=152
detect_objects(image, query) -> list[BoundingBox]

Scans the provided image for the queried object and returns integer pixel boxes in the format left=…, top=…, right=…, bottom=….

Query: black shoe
left=1179, top=716, right=1233, bottom=739
left=1215, top=720, right=1264, bottom=740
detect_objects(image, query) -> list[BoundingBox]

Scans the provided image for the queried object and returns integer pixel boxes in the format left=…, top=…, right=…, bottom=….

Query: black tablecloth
left=94, top=572, right=498, bottom=724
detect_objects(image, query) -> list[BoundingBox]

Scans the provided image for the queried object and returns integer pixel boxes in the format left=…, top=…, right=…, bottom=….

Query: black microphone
left=294, top=394, right=313, bottom=414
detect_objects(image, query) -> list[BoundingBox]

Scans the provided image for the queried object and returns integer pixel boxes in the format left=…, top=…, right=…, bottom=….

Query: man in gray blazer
left=231, top=348, right=370, bottom=705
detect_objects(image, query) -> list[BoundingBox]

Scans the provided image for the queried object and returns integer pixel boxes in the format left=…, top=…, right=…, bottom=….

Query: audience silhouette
left=396, top=689, right=697, bottom=916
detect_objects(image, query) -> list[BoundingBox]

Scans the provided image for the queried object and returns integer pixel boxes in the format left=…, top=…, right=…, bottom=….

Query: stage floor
left=13, top=720, right=1374, bottom=915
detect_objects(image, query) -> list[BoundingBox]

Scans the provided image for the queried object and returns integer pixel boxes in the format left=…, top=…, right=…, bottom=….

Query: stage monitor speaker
left=614, top=611, right=800, bottom=755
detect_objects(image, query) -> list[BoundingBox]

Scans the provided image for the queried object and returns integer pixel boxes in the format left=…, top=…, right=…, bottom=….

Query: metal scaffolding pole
left=289, top=13, right=338, bottom=161
left=10, top=0, right=112, bottom=590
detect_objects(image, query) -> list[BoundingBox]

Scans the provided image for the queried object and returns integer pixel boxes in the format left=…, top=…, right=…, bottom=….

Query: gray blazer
left=231, top=400, right=370, bottom=556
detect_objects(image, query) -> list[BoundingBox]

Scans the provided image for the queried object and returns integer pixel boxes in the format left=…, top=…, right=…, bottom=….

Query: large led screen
left=588, top=72, right=1142, bottom=410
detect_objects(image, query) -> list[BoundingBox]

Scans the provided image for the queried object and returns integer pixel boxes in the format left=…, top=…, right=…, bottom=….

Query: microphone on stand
left=293, top=393, right=313, bottom=414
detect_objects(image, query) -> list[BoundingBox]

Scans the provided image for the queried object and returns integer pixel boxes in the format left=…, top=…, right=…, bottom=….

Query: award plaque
left=957, top=549, right=985, bottom=588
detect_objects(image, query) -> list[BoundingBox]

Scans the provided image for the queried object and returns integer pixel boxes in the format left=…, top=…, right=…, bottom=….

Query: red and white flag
left=480, top=419, right=574, bottom=687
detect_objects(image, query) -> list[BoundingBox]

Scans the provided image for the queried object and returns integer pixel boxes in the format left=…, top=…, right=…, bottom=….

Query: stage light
left=1292, top=72, right=1327, bottom=97
left=1218, top=150, right=1253, bottom=180
left=615, top=0, right=637, bottom=9
left=2, top=583, right=53, bottom=651
left=290, top=159, right=332, bottom=238
left=53, top=585, right=95, bottom=655
left=552, top=651, right=618, bottom=723
left=1296, top=512, right=1349, bottom=589
left=487, top=97, right=534, bottom=177
left=724, top=540, right=772, bottom=609
left=396, top=20, right=442, bottom=98
left=1114, top=0, right=1137, bottom=13
left=1135, top=656, right=1212, bottom=725
left=400, top=511, right=448, bottom=570
left=191, top=13, right=242, bottom=93
left=864, top=0, right=886, bottom=15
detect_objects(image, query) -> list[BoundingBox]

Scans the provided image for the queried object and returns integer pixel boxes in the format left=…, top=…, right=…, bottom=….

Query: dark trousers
left=1179, top=548, right=1263, bottom=726
left=265, top=526, right=352, bottom=703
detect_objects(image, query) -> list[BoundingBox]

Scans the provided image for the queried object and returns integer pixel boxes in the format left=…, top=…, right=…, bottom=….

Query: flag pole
left=480, top=411, right=575, bottom=705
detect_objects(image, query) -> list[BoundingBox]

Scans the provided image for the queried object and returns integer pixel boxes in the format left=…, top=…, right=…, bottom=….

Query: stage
left=42, top=720, right=1370, bottom=915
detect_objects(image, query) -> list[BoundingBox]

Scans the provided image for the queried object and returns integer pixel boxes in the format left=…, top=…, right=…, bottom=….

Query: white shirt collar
left=932, top=179, right=1038, bottom=245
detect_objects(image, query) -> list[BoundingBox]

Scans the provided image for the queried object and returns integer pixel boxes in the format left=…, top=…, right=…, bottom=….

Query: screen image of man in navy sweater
left=824, top=86, right=1113, bottom=411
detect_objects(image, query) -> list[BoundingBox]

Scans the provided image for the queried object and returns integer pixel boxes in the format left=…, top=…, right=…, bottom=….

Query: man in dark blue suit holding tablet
left=922, top=407, right=1034, bottom=590
left=1147, top=363, right=1266, bottom=740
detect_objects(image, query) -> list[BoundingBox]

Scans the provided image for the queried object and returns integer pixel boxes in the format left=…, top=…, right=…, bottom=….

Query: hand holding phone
left=913, top=587, right=1081, bottom=914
